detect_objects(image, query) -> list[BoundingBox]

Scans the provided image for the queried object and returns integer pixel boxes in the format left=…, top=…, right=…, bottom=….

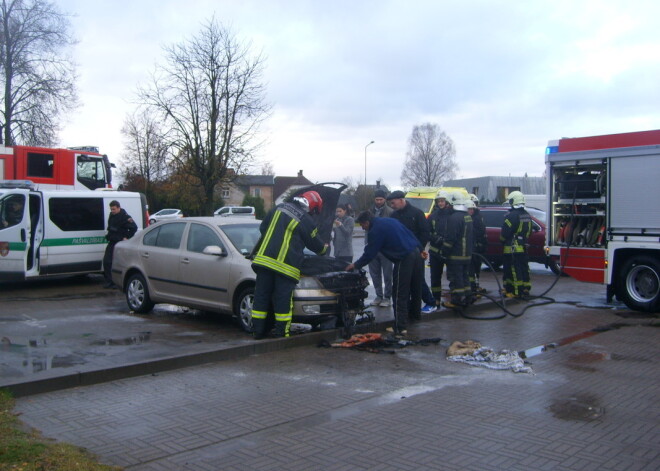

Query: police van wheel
left=618, top=255, right=660, bottom=312
left=126, top=273, right=155, bottom=313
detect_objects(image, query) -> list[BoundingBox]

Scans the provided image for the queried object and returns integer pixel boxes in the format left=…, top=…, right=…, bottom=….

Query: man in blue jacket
left=346, top=211, right=423, bottom=335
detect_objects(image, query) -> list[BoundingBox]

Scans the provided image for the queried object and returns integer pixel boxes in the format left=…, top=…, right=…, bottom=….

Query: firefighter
left=467, top=194, right=487, bottom=300
left=500, top=191, right=533, bottom=298
left=428, top=189, right=452, bottom=306
left=251, top=191, right=328, bottom=339
left=441, top=191, right=473, bottom=308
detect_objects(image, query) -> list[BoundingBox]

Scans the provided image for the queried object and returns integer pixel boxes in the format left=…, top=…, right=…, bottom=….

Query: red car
left=478, top=206, right=560, bottom=274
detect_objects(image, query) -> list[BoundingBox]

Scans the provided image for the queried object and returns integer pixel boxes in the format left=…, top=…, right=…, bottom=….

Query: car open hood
left=286, top=182, right=347, bottom=244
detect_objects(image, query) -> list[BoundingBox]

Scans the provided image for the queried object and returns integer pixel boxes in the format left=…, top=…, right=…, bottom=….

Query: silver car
left=111, top=216, right=368, bottom=334
left=149, top=208, right=183, bottom=224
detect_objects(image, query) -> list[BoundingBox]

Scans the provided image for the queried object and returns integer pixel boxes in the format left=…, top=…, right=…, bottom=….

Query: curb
left=2, top=299, right=499, bottom=398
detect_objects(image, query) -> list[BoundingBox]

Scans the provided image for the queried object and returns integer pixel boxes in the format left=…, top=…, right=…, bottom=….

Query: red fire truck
left=0, top=145, right=113, bottom=190
left=545, top=129, right=660, bottom=312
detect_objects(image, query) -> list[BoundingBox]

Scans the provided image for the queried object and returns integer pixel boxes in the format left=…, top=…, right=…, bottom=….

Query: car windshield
left=158, top=209, right=178, bottom=215
left=527, top=207, right=546, bottom=223
left=219, top=223, right=261, bottom=255
left=406, top=198, right=433, bottom=213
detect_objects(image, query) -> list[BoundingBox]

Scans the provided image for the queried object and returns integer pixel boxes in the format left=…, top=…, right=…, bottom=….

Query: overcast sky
left=57, top=0, right=660, bottom=190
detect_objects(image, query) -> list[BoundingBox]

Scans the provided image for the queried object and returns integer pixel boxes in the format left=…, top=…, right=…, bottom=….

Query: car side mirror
left=203, top=245, right=226, bottom=256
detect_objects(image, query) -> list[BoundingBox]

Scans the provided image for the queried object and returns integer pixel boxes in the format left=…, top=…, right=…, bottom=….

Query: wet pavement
left=7, top=270, right=658, bottom=471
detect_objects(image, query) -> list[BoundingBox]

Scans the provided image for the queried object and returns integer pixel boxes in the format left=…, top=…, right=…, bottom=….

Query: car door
left=139, top=221, right=186, bottom=300
left=0, top=191, right=30, bottom=280
left=177, top=222, right=232, bottom=312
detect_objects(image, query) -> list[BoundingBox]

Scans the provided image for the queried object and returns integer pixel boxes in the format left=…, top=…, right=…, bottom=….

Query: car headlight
left=302, top=305, right=322, bottom=314
left=297, top=276, right=323, bottom=289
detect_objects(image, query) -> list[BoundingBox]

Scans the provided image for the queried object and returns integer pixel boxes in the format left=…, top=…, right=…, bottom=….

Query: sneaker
left=379, top=298, right=392, bottom=307
left=421, top=304, right=437, bottom=314
left=370, top=297, right=383, bottom=306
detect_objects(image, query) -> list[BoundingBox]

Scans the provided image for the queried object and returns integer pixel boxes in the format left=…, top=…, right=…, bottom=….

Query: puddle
left=90, top=332, right=152, bottom=346
left=548, top=393, right=604, bottom=421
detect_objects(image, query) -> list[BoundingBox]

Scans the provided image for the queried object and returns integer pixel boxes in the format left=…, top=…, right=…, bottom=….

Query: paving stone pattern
left=15, top=303, right=659, bottom=471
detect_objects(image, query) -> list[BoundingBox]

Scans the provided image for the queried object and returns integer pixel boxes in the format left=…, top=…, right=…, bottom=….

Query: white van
left=0, top=180, right=148, bottom=281
left=213, top=206, right=256, bottom=218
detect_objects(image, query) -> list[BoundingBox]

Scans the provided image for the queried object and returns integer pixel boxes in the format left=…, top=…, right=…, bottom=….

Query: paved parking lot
left=7, top=268, right=659, bottom=470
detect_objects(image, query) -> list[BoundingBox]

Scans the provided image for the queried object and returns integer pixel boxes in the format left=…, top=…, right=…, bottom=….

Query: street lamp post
left=364, top=140, right=374, bottom=209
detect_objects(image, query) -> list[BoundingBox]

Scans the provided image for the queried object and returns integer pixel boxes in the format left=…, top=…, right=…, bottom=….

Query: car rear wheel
left=618, top=255, right=660, bottom=312
left=126, top=273, right=155, bottom=313
left=149, top=218, right=156, bottom=224
left=234, top=287, right=255, bottom=333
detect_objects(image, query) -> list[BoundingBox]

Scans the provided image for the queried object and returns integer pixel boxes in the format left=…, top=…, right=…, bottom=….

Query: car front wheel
left=126, top=273, right=155, bottom=313
left=234, top=287, right=254, bottom=332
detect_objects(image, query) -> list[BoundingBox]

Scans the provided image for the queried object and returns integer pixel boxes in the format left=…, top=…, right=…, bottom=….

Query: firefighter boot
left=273, top=320, right=291, bottom=338
left=252, top=318, right=267, bottom=340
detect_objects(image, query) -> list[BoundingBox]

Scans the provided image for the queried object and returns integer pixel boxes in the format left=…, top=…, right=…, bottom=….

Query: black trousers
left=103, top=242, right=117, bottom=282
left=252, top=267, right=297, bottom=336
left=429, top=253, right=445, bottom=304
left=392, top=249, right=423, bottom=332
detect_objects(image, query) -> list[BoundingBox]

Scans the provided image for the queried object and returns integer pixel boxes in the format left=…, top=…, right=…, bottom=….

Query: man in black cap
left=367, top=189, right=394, bottom=307
left=386, top=190, right=434, bottom=319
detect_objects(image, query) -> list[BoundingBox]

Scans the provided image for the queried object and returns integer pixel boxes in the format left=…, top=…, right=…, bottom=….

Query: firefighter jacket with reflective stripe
left=428, top=206, right=452, bottom=256
left=500, top=208, right=533, bottom=254
left=442, top=210, right=473, bottom=262
left=252, top=202, right=327, bottom=281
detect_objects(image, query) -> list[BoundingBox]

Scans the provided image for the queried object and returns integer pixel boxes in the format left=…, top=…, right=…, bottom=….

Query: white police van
left=0, top=180, right=148, bottom=281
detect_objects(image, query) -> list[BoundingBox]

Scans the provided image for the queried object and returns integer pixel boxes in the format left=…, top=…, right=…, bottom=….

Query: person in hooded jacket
left=251, top=191, right=328, bottom=339
left=103, top=200, right=138, bottom=288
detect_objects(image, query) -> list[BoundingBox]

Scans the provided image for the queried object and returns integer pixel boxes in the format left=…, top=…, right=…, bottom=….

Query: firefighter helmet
left=466, top=198, right=476, bottom=209
left=508, top=191, right=525, bottom=208
left=469, top=193, right=479, bottom=206
left=448, top=189, right=468, bottom=210
left=295, top=190, right=323, bottom=215
left=435, top=189, right=450, bottom=202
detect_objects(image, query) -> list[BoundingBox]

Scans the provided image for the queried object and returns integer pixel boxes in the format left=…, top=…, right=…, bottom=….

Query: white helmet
left=466, top=199, right=476, bottom=209
left=508, top=191, right=525, bottom=208
left=469, top=193, right=479, bottom=206
left=435, top=189, right=450, bottom=201
left=448, top=189, right=469, bottom=210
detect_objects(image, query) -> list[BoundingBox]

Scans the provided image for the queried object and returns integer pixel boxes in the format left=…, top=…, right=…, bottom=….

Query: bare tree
left=400, top=123, right=457, bottom=188
left=120, top=108, right=172, bottom=195
left=138, top=18, right=269, bottom=215
left=0, top=0, right=77, bottom=145
left=260, top=160, right=274, bottom=176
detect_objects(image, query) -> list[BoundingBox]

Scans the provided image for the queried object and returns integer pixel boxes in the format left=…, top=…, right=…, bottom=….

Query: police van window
left=27, top=152, right=55, bottom=178
left=49, top=198, right=105, bottom=231
left=1, top=194, right=26, bottom=229
left=187, top=223, right=223, bottom=253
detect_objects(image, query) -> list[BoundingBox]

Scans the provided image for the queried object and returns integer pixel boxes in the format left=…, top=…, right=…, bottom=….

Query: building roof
left=273, top=171, right=314, bottom=201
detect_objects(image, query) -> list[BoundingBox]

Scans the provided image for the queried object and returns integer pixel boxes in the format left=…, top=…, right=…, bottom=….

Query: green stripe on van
left=41, top=237, right=107, bottom=247
left=8, top=242, right=27, bottom=251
